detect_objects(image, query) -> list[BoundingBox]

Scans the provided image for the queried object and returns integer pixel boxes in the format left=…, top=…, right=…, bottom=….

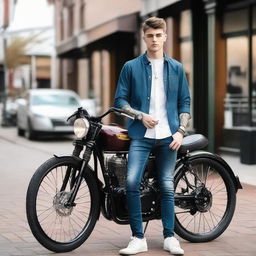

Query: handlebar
left=67, top=107, right=135, bottom=123
left=92, top=107, right=136, bottom=122
left=100, top=107, right=135, bottom=120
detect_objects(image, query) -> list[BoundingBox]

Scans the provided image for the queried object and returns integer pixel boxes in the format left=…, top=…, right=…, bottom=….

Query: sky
left=5, top=0, right=55, bottom=56
left=7, top=0, right=54, bottom=32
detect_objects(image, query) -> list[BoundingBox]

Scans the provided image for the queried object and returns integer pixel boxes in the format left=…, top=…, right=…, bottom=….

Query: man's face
left=143, top=28, right=167, bottom=53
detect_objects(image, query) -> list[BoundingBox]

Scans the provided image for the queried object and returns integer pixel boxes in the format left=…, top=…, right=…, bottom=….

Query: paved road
left=0, top=127, right=255, bottom=256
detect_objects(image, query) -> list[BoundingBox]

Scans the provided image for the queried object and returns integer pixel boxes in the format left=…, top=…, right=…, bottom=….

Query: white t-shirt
left=144, top=58, right=172, bottom=139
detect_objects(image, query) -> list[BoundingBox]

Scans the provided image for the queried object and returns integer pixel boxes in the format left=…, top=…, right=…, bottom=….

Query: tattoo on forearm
left=179, top=113, right=191, bottom=129
left=122, top=104, right=143, bottom=117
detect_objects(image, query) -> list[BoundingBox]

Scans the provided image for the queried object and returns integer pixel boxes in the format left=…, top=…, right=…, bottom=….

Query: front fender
left=175, top=150, right=242, bottom=192
left=54, top=154, right=83, bottom=163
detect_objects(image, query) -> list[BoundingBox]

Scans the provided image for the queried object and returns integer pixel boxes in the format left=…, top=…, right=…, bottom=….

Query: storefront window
left=179, top=10, right=193, bottom=129
left=253, top=6, right=256, bottom=29
left=223, top=9, right=248, bottom=34
left=224, top=36, right=249, bottom=128
left=252, top=36, right=256, bottom=125
left=180, top=10, right=191, bottom=38
left=180, top=41, right=193, bottom=98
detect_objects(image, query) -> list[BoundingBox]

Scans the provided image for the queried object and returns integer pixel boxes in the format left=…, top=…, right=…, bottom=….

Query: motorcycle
left=26, top=107, right=242, bottom=253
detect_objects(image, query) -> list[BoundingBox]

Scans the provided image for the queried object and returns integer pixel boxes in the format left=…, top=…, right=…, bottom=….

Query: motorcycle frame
left=91, top=142, right=163, bottom=224
left=175, top=151, right=242, bottom=191
left=60, top=132, right=242, bottom=226
left=59, top=106, right=242, bottom=225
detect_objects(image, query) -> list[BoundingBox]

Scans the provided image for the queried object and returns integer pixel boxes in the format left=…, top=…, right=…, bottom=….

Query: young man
left=114, top=17, right=191, bottom=255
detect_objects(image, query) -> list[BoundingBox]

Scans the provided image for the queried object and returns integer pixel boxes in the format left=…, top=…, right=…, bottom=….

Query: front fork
left=62, top=140, right=94, bottom=207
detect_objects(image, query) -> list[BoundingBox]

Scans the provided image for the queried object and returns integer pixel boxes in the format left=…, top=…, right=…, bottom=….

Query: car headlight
left=33, top=113, right=46, bottom=118
left=74, top=118, right=90, bottom=139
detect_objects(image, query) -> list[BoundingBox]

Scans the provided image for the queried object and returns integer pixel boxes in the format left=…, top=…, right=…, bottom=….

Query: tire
left=17, top=127, right=25, bottom=136
left=174, top=158, right=236, bottom=242
left=25, top=120, right=37, bottom=140
left=26, top=156, right=100, bottom=252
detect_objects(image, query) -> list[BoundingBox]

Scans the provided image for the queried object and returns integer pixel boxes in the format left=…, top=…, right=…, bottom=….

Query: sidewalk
left=0, top=126, right=255, bottom=255
left=0, top=183, right=255, bottom=256
left=220, top=153, right=256, bottom=186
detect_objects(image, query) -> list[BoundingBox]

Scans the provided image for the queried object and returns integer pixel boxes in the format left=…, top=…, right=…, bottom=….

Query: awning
left=140, top=0, right=180, bottom=16
left=56, top=13, right=137, bottom=56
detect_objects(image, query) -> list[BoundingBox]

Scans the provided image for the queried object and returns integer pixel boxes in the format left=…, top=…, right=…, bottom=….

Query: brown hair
left=142, top=17, right=167, bottom=33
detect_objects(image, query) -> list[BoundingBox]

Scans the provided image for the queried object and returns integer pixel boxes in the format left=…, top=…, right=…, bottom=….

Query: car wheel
left=17, top=127, right=25, bottom=136
left=25, top=119, right=37, bottom=140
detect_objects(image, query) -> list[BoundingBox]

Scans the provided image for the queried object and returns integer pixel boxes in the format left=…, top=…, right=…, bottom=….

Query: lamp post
left=0, top=25, right=8, bottom=126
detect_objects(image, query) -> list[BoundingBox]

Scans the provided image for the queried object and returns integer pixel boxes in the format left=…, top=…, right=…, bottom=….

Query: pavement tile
left=1, top=233, right=24, bottom=243
left=0, top=130, right=256, bottom=256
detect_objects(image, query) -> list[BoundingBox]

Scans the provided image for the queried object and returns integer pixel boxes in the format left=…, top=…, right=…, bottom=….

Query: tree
left=4, top=33, right=42, bottom=93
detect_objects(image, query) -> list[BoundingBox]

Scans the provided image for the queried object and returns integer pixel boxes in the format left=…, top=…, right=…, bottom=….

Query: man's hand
left=142, top=114, right=159, bottom=129
left=169, top=132, right=183, bottom=151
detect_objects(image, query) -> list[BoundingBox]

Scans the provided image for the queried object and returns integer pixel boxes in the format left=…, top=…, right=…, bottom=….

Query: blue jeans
left=126, top=136, right=177, bottom=239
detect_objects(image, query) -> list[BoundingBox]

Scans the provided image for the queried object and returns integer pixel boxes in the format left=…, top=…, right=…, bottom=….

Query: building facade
left=54, top=0, right=141, bottom=122
left=53, top=0, right=256, bottom=161
left=4, top=0, right=55, bottom=95
left=0, top=0, right=17, bottom=101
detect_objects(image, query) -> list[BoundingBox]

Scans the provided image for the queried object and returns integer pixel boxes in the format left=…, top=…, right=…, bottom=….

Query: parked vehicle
left=16, top=89, right=95, bottom=140
left=1, top=98, right=18, bottom=127
left=80, top=98, right=97, bottom=116
left=26, top=107, right=242, bottom=253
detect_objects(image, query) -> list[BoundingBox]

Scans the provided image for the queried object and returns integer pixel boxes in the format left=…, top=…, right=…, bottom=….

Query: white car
left=16, top=89, right=95, bottom=140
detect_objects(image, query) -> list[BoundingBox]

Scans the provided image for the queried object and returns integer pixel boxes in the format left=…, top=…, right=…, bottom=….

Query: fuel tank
left=99, top=124, right=130, bottom=152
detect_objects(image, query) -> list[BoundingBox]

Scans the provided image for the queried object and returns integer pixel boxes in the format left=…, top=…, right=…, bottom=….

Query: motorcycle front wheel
left=26, top=156, right=100, bottom=252
left=174, top=158, right=236, bottom=242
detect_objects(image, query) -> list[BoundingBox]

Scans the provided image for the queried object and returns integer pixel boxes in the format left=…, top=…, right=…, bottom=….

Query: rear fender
left=175, top=151, right=242, bottom=192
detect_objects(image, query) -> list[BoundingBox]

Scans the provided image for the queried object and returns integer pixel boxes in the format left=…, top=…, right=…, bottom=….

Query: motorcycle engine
left=106, top=154, right=127, bottom=187
left=105, top=154, right=161, bottom=219
left=106, top=154, right=157, bottom=187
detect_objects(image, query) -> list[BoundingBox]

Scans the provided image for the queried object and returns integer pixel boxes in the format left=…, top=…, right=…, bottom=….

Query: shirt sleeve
left=114, top=62, right=132, bottom=109
left=177, top=65, right=191, bottom=115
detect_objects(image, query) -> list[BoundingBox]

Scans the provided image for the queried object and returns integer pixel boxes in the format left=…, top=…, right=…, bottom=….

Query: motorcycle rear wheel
left=26, top=156, right=100, bottom=252
left=174, top=158, right=236, bottom=242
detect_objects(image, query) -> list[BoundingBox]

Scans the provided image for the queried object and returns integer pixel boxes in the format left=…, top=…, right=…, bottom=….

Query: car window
left=31, top=94, right=80, bottom=106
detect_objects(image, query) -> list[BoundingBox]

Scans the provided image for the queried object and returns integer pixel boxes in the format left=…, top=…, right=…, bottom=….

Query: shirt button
left=147, top=97, right=150, bottom=100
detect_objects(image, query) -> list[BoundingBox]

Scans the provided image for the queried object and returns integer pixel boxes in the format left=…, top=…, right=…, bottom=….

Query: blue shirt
left=114, top=53, right=191, bottom=139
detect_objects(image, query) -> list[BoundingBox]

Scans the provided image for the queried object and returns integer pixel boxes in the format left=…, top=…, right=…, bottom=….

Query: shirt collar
left=142, top=52, right=168, bottom=65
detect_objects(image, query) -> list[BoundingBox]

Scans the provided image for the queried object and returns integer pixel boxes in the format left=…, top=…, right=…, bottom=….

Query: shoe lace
left=171, top=237, right=180, bottom=247
left=128, top=237, right=141, bottom=247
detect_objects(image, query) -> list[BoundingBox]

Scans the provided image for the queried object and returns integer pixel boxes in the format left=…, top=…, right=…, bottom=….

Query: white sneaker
left=163, top=236, right=184, bottom=255
left=119, top=236, right=148, bottom=255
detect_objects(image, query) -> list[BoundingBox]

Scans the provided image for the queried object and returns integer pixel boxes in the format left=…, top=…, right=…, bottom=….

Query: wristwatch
left=136, top=113, right=143, bottom=121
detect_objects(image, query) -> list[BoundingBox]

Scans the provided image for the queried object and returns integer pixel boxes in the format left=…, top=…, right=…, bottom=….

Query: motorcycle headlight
left=74, top=118, right=90, bottom=139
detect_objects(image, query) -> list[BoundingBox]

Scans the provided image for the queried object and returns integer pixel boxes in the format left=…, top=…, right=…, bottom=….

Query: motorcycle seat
left=179, top=134, right=208, bottom=154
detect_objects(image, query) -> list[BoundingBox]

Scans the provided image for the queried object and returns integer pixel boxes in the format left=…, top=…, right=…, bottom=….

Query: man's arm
left=114, top=62, right=131, bottom=109
left=170, top=65, right=191, bottom=150
left=177, top=66, right=191, bottom=116
left=114, top=63, right=145, bottom=121
left=178, top=113, right=191, bottom=136
left=122, top=104, right=144, bottom=120
left=177, top=65, right=191, bottom=136
left=114, top=62, right=158, bottom=128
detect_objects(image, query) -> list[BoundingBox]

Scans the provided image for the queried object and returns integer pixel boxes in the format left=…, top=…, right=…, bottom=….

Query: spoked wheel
left=26, top=156, right=100, bottom=252
left=174, top=158, right=236, bottom=242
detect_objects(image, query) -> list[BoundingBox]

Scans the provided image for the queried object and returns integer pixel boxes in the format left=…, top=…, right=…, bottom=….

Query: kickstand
left=144, top=221, right=149, bottom=234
